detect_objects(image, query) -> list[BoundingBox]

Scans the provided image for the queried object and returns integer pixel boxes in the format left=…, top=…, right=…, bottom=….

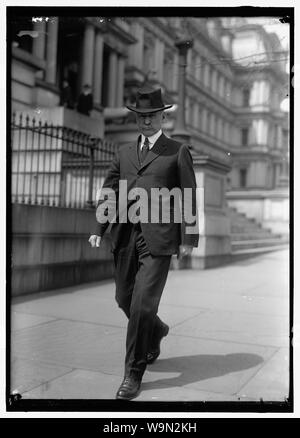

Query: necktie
left=140, top=137, right=150, bottom=163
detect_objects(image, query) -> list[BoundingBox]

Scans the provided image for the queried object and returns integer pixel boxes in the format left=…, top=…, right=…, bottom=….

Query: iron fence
left=11, top=112, right=117, bottom=208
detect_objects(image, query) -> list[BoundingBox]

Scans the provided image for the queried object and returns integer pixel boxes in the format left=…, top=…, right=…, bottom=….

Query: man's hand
left=88, top=235, right=101, bottom=248
left=179, top=245, right=193, bottom=259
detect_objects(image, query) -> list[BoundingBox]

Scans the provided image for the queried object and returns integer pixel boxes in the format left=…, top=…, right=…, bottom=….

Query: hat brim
left=126, top=104, right=173, bottom=114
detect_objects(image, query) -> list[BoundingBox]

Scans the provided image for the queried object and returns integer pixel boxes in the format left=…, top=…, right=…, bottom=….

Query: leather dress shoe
left=147, top=324, right=169, bottom=364
left=116, top=375, right=141, bottom=400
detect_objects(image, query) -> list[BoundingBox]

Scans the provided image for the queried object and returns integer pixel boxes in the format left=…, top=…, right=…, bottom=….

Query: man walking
left=89, top=88, right=199, bottom=400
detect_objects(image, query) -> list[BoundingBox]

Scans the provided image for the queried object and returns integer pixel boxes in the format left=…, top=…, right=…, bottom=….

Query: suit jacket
left=95, top=133, right=199, bottom=256
left=77, top=92, right=93, bottom=115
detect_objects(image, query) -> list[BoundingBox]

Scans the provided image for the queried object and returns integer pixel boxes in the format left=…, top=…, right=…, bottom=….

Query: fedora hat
left=126, top=88, right=173, bottom=114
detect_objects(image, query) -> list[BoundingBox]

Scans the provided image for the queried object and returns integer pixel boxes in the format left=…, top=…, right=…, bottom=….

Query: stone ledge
left=11, top=259, right=115, bottom=297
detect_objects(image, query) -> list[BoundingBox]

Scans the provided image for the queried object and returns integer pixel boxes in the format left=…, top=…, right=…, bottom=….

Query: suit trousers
left=113, top=222, right=171, bottom=378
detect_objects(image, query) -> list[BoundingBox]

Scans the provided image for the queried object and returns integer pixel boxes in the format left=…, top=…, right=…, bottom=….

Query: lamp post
left=172, top=38, right=193, bottom=143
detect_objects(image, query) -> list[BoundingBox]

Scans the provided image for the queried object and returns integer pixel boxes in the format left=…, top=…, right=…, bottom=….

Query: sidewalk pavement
left=10, top=249, right=290, bottom=402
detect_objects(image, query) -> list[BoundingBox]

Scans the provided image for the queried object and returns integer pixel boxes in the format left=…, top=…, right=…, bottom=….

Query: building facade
left=11, top=15, right=289, bottom=189
left=10, top=15, right=289, bottom=232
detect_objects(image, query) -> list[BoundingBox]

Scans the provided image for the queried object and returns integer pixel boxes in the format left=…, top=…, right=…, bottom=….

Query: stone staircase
left=228, top=206, right=289, bottom=255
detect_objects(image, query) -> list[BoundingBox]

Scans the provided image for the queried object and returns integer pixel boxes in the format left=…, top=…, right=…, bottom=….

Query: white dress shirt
left=140, top=129, right=162, bottom=151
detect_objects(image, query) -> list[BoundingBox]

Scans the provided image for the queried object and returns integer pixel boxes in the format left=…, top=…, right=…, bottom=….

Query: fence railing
left=11, top=112, right=117, bottom=208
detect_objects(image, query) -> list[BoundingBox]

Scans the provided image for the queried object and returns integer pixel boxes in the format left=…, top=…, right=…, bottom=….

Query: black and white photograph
left=4, top=3, right=294, bottom=416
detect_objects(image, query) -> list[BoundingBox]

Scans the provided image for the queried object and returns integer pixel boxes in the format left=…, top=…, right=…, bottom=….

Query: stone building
left=11, top=15, right=289, bottom=185
left=10, top=14, right=289, bottom=272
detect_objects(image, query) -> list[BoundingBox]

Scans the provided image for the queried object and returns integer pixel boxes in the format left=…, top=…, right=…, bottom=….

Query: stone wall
left=11, top=204, right=114, bottom=296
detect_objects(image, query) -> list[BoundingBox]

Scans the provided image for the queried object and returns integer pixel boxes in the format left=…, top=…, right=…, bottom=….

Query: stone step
left=231, top=233, right=279, bottom=241
left=228, top=206, right=287, bottom=252
left=230, top=244, right=289, bottom=262
left=231, top=225, right=269, bottom=233
left=228, top=210, right=257, bottom=220
left=230, top=217, right=261, bottom=227
left=228, top=211, right=256, bottom=219
left=231, top=238, right=288, bottom=251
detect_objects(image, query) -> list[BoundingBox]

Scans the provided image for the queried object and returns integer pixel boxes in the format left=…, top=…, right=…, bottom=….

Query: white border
left=1, top=0, right=298, bottom=420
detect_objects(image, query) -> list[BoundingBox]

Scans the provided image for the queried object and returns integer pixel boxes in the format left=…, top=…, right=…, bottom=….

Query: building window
left=210, top=113, right=215, bottom=136
left=242, top=88, right=250, bottom=107
left=185, top=96, right=190, bottom=122
left=240, top=168, right=247, bottom=188
left=204, top=63, right=210, bottom=88
left=206, top=112, right=211, bottom=135
left=224, top=122, right=229, bottom=143
left=195, top=55, right=201, bottom=81
left=225, top=81, right=231, bottom=101
left=207, top=19, right=217, bottom=39
left=218, top=119, right=224, bottom=140
left=219, top=75, right=225, bottom=98
left=241, top=128, right=249, bottom=146
left=202, top=108, right=207, bottom=132
left=57, top=18, right=84, bottom=103
left=211, top=69, right=218, bottom=92
left=101, top=46, right=110, bottom=107
left=197, top=107, right=202, bottom=130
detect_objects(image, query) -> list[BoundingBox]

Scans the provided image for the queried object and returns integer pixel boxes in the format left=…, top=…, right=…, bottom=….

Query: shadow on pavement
left=142, top=353, right=263, bottom=391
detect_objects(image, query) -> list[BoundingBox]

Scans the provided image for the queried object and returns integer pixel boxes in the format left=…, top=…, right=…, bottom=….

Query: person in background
left=77, top=84, right=93, bottom=116
left=60, top=79, right=74, bottom=109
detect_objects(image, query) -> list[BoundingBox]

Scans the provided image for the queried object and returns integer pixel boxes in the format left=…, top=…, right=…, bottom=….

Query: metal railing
left=11, top=112, right=117, bottom=208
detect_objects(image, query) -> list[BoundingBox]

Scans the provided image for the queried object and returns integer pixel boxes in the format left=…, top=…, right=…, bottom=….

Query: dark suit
left=95, top=133, right=199, bottom=377
left=77, top=92, right=93, bottom=115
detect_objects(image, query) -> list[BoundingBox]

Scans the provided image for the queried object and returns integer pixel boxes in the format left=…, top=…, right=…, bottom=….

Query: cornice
left=107, top=20, right=137, bottom=45
left=232, top=63, right=288, bottom=85
left=188, top=19, right=235, bottom=67
left=186, top=77, right=235, bottom=118
left=139, top=17, right=175, bottom=48
left=12, top=47, right=45, bottom=71
left=192, top=154, right=232, bottom=173
left=86, top=17, right=137, bottom=45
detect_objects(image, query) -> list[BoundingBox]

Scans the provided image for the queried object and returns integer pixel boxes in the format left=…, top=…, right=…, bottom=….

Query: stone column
left=193, top=102, right=199, bottom=128
left=160, top=41, right=165, bottom=82
left=81, top=23, right=95, bottom=88
left=33, top=21, right=46, bottom=80
left=93, top=31, right=104, bottom=106
left=136, top=25, right=144, bottom=70
left=173, top=155, right=232, bottom=269
left=172, top=39, right=193, bottom=143
left=33, top=21, right=46, bottom=59
left=45, top=19, right=59, bottom=84
left=172, top=52, right=179, bottom=91
left=116, top=56, right=125, bottom=107
left=154, top=39, right=164, bottom=82
left=129, top=23, right=144, bottom=69
left=107, top=51, right=118, bottom=107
